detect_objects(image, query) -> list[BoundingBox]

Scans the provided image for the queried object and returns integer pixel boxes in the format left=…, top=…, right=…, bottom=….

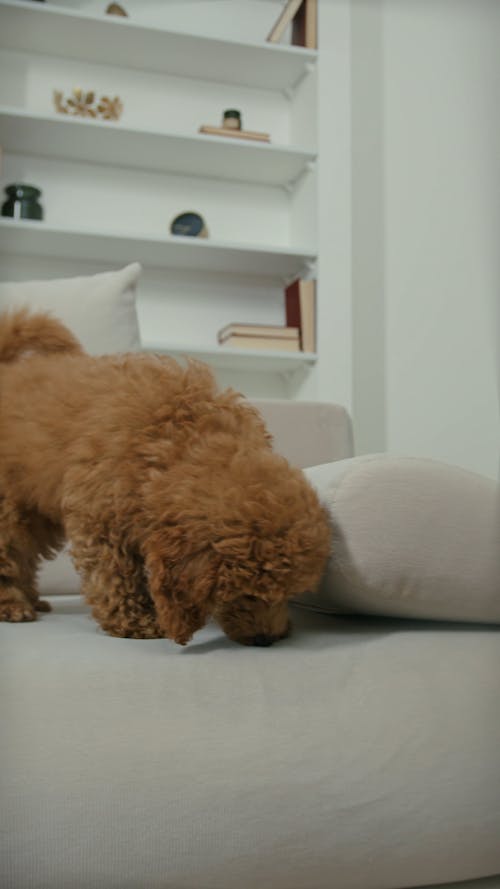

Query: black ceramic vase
left=1, top=184, right=44, bottom=221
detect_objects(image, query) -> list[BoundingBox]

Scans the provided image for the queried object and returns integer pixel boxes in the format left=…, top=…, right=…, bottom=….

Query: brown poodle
left=0, top=309, right=331, bottom=646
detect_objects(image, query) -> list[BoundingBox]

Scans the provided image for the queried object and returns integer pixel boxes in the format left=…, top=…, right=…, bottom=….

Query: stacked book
left=218, top=323, right=300, bottom=352
left=217, top=278, right=316, bottom=354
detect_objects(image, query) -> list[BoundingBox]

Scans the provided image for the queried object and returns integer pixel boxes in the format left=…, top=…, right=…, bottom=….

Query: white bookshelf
left=0, top=0, right=319, bottom=387
left=0, top=107, right=315, bottom=188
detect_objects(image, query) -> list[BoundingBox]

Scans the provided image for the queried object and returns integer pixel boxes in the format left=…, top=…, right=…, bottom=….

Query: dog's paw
left=0, top=590, right=37, bottom=622
left=36, top=599, right=52, bottom=613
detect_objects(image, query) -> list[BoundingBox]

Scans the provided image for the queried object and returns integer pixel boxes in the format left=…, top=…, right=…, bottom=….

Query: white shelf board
left=0, top=219, right=316, bottom=279
left=145, top=343, right=317, bottom=374
left=0, top=0, right=317, bottom=92
left=0, top=108, right=315, bottom=187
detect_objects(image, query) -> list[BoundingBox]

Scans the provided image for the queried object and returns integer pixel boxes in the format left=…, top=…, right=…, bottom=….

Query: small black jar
left=223, top=109, right=242, bottom=130
left=1, top=184, right=44, bottom=221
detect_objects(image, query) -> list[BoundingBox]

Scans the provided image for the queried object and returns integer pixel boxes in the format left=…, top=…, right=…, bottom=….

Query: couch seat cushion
left=1, top=597, right=499, bottom=889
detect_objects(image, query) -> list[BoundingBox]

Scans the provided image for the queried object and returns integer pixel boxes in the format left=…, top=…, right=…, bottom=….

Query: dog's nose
left=252, top=634, right=274, bottom=647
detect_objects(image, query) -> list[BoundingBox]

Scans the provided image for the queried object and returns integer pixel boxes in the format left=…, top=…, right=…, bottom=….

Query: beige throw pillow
left=0, top=263, right=142, bottom=354
left=301, top=455, right=500, bottom=624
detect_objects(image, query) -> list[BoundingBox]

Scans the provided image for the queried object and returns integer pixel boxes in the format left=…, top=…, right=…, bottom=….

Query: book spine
left=267, top=0, right=304, bottom=43
left=218, top=325, right=299, bottom=343
left=306, top=0, right=318, bottom=49
left=292, top=0, right=317, bottom=49
left=285, top=279, right=302, bottom=345
left=220, top=335, right=300, bottom=352
left=299, top=280, right=316, bottom=353
left=285, top=278, right=316, bottom=352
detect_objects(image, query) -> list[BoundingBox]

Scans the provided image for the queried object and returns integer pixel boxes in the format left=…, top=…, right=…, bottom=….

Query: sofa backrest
left=251, top=400, right=354, bottom=468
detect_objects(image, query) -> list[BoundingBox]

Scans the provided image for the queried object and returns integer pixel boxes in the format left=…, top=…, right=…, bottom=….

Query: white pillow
left=0, top=263, right=142, bottom=354
left=301, top=455, right=500, bottom=624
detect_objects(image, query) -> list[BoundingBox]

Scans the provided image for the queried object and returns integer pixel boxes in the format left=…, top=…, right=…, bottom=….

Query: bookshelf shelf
left=0, top=0, right=317, bottom=91
left=0, top=219, right=316, bottom=280
left=144, top=342, right=317, bottom=374
left=0, top=107, right=316, bottom=188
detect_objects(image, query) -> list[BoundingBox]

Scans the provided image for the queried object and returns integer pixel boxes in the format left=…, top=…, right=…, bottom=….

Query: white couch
left=1, top=268, right=499, bottom=888
left=1, top=399, right=500, bottom=889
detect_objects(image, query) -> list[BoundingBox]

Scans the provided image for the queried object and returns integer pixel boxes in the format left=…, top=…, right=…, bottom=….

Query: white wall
left=352, top=0, right=500, bottom=479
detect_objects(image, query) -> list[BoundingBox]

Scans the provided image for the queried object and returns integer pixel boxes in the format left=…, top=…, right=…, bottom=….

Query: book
left=218, top=323, right=299, bottom=342
left=292, top=0, right=317, bottom=49
left=219, top=334, right=300, bottom=352
left=285, top=278, right=316, bottom=352
left=266, top=0, right=304, bottom=44
left=199, top=126, right=270, bottom=143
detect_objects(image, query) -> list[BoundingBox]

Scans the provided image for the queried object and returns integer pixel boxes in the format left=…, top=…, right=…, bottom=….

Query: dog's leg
left=69, top=533, right=163, bottom=639
left=0, top=497, right=56, bottom=622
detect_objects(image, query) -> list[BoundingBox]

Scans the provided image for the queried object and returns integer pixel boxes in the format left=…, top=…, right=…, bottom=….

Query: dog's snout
left=252, top=634, right=274, bottom=647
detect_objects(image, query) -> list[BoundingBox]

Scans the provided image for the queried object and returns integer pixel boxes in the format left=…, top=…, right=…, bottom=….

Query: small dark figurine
left=1, top=184, right=43, bottom=221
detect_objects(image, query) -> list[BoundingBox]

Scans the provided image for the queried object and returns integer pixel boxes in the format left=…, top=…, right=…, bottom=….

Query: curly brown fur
left=0, top=309, right=331, bottom=645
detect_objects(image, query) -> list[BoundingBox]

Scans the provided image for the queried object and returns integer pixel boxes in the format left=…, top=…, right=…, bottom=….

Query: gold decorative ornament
left=105, top=3, right=128, bottom=16
left=53, top=89, right=123, bottom=121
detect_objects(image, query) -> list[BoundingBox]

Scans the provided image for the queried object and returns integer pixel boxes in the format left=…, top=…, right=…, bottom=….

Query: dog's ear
left=145, top=534, right=219, bottom=645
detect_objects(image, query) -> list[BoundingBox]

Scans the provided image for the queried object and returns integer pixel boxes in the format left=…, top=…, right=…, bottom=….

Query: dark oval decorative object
left=170, top=211, right=208, bottom=238
left=1, top=184, right=44, bottom=221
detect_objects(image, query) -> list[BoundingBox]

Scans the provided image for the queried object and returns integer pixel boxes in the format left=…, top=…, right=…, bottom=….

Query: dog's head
left=143, top=450, right=331, bottom=646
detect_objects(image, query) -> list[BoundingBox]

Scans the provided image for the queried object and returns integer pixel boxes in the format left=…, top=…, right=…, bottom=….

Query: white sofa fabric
left=0, top=263, right=142, bottom=355
left=2, top=596, right=500, bottom=889
left=303, top=455, right=500, bottom=624
left=0, top=269, right=498, bottom=889
left=252, top=398, right=354, bottom=469
left=1, top=398, right=499, bottom=889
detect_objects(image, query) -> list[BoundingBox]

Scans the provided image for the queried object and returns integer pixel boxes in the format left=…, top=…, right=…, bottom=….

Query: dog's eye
left=242, top=594, right=258, bottom=602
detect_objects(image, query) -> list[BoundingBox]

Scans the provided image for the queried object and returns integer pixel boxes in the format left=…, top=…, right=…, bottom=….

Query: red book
left=285, top=279, right=316, bottom=352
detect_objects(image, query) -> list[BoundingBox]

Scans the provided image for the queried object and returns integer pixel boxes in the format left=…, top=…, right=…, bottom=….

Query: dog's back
left=0, top=310, right=87, bottom=518
left=0, top=309, right=249, bottom=521
left=0, top=308, right=83, bottom=363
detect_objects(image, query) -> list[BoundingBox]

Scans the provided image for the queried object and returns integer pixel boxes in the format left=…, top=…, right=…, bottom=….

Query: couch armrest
left=250, top=399, right=354, bottom=468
